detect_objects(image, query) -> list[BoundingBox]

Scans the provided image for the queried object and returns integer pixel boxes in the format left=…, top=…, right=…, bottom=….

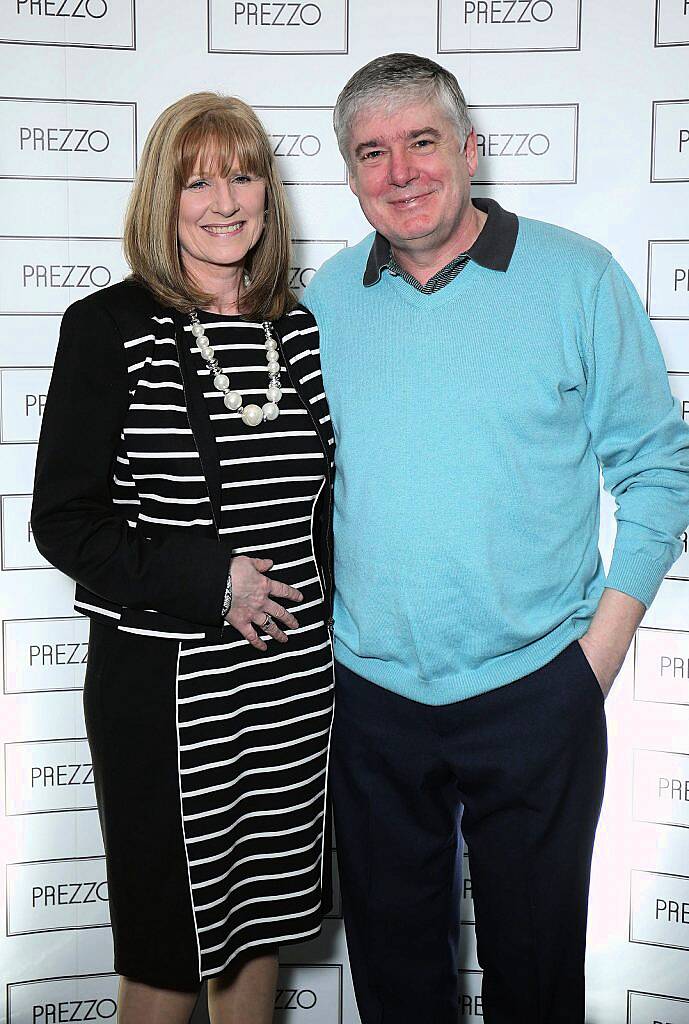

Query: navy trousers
left=331, top=641, right=607, bottom=1024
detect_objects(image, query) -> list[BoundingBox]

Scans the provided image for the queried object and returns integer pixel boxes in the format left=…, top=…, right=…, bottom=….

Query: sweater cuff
left=605, top=546, right=670, bottom=609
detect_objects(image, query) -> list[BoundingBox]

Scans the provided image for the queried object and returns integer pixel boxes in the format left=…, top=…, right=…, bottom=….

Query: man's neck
left=389, top=201, right=487, bottom=287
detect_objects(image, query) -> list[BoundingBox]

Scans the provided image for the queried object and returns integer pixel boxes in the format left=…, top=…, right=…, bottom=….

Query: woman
left=31, top=93, right=335, bottom=1024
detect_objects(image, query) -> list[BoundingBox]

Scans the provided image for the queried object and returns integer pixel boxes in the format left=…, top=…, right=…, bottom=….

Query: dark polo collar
left=363, top=197, right=519, bottom=287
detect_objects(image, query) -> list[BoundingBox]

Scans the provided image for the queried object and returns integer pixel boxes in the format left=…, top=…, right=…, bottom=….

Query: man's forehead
left=350, top=100, right=452, bottom=143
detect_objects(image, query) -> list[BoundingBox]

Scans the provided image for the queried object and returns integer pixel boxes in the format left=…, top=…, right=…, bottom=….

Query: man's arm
left=580, top=258, right=689, bottom=694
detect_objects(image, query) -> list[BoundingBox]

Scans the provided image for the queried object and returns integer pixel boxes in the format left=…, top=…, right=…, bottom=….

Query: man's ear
left=348, top=167, right=359, bottom=198
left=465, top=129, right=479, bottom=179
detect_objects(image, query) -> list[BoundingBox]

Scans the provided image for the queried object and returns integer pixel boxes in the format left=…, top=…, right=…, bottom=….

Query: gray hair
left=333, top=53, right=473, bottom=166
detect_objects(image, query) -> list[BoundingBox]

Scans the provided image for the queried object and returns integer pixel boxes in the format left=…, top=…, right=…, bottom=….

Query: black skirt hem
left=114, top=920, right=324, bottom=992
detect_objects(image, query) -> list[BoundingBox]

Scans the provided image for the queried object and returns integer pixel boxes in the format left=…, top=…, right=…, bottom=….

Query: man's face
left=347, top=98, right=478, bottom=255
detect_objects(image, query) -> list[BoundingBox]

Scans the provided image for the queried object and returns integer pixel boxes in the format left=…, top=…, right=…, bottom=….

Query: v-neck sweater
left=303, top=215, right=689, bottom=704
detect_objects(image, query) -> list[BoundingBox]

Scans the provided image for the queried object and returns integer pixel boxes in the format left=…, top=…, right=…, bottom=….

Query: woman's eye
left=232, top=175, right=252, bottom=184
left=187, top=179, right=208, bottom=189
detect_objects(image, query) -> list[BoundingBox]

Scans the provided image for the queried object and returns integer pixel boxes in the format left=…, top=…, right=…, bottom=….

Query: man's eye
left=414, top=139, right=433, bottom=148
left=361, top=150, right=383, bottom=161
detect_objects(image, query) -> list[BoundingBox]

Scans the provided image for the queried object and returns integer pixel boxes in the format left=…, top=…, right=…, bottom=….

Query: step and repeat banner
left=1, top=1, right=688, bottom=1021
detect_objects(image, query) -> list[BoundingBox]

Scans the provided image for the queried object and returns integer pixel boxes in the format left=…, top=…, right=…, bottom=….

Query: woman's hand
left=225, top=556, right=303, bottom=651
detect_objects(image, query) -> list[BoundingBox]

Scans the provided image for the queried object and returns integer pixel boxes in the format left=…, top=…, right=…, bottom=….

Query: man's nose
left=388, top=149, right=419, bottom=188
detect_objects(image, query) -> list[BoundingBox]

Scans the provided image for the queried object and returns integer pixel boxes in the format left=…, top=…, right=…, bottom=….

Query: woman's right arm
left=31, top=294, right=233, bottom=627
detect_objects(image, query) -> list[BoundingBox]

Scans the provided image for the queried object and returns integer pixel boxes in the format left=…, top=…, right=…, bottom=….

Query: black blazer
left=31, top=280, right=335, bottom=642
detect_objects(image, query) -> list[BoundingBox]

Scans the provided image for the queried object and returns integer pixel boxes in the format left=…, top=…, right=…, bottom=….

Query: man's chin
left=386, top=225, right=440, bottom=247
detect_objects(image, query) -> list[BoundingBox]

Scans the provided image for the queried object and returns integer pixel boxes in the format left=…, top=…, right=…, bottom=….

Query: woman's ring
left=263, top=614, right=274, bottom=629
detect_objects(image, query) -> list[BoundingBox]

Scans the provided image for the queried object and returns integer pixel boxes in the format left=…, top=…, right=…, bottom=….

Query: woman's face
left=177, top=153, right=267, bottom=283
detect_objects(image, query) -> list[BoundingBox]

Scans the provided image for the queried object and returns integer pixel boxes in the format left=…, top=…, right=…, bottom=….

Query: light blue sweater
left=303, top=214, right=689, bottom=704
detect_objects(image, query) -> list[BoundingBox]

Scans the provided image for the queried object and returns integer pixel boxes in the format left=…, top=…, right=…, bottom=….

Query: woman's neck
left=184, top=256, right=245, bottom=315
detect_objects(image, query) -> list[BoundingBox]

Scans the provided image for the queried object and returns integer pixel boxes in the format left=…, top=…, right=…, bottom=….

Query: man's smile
left=388, top=191, right=435, bottom=208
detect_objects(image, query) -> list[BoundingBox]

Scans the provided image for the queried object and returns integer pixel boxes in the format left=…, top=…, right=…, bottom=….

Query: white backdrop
left=1, top=1, right=688, bottom=1022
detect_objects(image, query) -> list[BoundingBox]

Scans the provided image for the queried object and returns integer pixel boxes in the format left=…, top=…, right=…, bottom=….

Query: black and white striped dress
left=176, top=312, right=334, bottom=977
left=34, top=290, right=337, bottom=991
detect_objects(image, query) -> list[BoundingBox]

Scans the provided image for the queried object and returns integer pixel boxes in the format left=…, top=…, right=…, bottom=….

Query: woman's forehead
left=189, top=147, right=237, bottom=173
left=183, top=137, right=263, bottom=178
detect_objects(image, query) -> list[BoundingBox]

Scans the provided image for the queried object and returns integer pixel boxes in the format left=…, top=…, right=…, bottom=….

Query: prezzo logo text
left=630, top=869, right=689, bottom=950
left=647, top=240, right=689, bottom=320
left=655, top=0, right=689, bottom=47
left=461, top=848, right=474, bottom=924
left=255, top=108, right=346, bottom=185
left=458, top=970, right=483, bottom=1019
left=634, top=626, right=689, bottom=704
left=274, top=965, right=341, bottom=1022
left=0, top=237, right=127, bottom=315
left=0, top=0, right=135, bottom=48
left=7, top=973, right=119, bottom=1024
left=4, top=616, right=90, bottom=693
left=633, top=748, right=689, bottom=829
left=208, top=0, right=347, bottom=53
left=290, top=241, right=346, bottom=295
left=17, top=0, right=108, bottom=14
left=233, top=3, right=323, bottom=25
left=0, top=98, right=136, bottom=182
left=669, top=373, right=689, bottom=434
left=5, top=738, right=96, bottom=814
left=469, top=104, right=578, bottom=184
left=438, top=0, right=581, bottom=52
left=275, top=989, right=317, bottom=1009
left=23, top=265, right=112, bottom=287
left=652, top=100, right=689, bottom=182
left=0, top=367, right=52, bottom=444
left=6, top=856, right=110, bottom=935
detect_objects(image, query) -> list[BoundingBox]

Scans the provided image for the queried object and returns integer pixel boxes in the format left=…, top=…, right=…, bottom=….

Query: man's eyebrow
left=354, top=138, right=383, bottom=159
left=354, top=126, right=441, bottom=160
left=407, top=127, right=441, bottom=140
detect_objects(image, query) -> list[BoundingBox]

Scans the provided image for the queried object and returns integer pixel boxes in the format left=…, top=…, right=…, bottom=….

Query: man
left=303, top=53, right=689, bottom=1023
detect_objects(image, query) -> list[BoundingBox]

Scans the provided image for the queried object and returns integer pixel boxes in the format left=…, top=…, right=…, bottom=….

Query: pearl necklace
left=189, top=309, right=282, bottom=428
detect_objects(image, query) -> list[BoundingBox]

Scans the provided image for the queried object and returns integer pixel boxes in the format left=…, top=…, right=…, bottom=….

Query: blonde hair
left=123, top=92, right=296, bottom=320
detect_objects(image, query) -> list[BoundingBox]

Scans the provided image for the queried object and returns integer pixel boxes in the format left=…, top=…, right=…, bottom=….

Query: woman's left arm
left=31, top=295, right=233, bottom=626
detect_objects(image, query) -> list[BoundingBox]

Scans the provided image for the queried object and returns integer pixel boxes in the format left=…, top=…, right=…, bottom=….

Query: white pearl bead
left=196, top=334, right=210, bottom=347
left=214, top=373, right=230, bottom=391
left=266, top=386, right=282, bottom=403
left=201, top=347, right=214, bottom=361
left=266, top=351, right=280, bottom=365
left=224, top=391, right=242, bottom=410
left=265, top=337, right=278, bottom=351
left=241, top=403, right=263, bottom=427
left=262, top=402, right=279, bottom=421
left=191, top=322, right=205, bottom=337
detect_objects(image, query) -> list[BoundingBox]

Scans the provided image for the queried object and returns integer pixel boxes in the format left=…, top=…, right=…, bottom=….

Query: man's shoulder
left=307, top=232, right=376, bottom=295
left=517, top=215, right=612, bottom=275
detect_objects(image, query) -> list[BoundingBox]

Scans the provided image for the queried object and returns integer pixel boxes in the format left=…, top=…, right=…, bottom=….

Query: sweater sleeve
left=583, top=257, right=689, bottom=608
left=31, top=295, right=232, bottom=627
